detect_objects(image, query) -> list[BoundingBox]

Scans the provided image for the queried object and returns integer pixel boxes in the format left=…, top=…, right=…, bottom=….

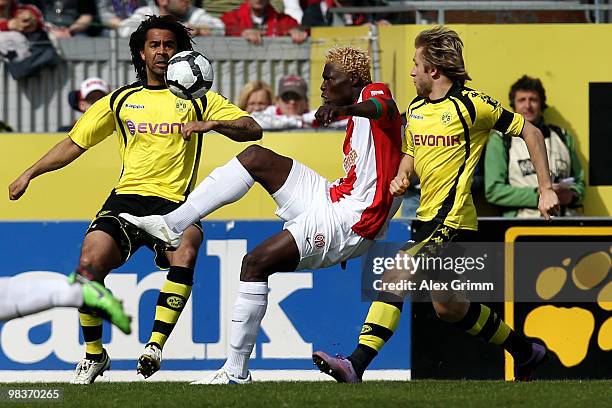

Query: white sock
left=223, top=281, right=268, bottom=378
left=164, top=157, right=255, bottom=233
left=0, top=276, right=83, bottom=321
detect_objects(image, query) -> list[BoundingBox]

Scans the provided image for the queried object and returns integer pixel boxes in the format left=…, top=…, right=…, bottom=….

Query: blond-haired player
left=314, top=26, right=559, bottom=383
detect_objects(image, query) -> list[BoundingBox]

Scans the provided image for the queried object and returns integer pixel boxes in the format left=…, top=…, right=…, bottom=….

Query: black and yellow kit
left=403, top=84, right=524, bottom=231
left=71, top=82, right=248, bottom=358
left=350, top=85, right=533, bottom=377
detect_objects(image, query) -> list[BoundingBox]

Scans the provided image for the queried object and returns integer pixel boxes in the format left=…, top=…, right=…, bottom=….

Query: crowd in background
left=0, top=0, right=402, bottom=42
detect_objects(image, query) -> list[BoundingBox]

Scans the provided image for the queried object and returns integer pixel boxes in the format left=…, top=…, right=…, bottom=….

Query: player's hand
left=389, top=175, right=410, bottom=196
left=8, top=174, right=30, bottom=200
left=315, top=104, right=344, bottom=126
left=538, top=187, right=560, bottom=220
left=181, top=121, right=217, bottom=141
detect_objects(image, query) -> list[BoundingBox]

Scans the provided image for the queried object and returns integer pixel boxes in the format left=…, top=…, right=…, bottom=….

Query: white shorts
left=272, top=160, right=373, bottom=271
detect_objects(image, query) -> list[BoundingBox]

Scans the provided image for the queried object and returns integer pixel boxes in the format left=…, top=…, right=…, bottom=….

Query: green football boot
left=68, top=272, right=132, bottom=334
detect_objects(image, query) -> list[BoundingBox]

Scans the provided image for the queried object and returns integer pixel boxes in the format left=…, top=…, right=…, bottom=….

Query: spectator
left=97, top=0, right=147, bottom=31
left=485, top=75, right=585, bottom=217
left=26, top=0, right=99, bottom=37
left=0, top=1, right=59, bottom=80
left=118, top=0, right=225, bottom=38
left=301, top=0, right=393, bottom=29
left=237, top=80, right=274, bottom=113
left=251, top=75, right=347, bottom=129
left=58, top=77, right=110, bottom=132
left=221, top=0, right=307, bottom=44
left=0, top=0, right=43, bottom=33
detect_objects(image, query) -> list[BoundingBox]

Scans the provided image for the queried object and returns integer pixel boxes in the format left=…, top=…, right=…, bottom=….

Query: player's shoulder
left=458, top=86, right=501, bottom=109
left=407, top=95, right=425, bottom=110
left=362, top=82, right=392, bottom=99
left=109, top=81, right=143, bottom=110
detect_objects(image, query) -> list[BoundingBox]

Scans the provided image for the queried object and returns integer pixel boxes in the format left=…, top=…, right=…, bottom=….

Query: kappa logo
left=314, top=233, right=326, bottom=248
left=370, top=90, right=384, bottom=96
left=360, top=324, right=373, bottom=335
left=409, top=113, right=424, bottom=120
left=125, top=103, right=145, bottom=109
left=166, top=295, right=184, bottom=309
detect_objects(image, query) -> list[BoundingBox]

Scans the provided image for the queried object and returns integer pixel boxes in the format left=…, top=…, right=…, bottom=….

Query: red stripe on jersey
left=351, top=116, right=402, bottom=239
left=330, top=118, right=356, bottom=202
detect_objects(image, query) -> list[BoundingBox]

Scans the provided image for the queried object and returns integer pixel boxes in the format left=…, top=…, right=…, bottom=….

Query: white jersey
left=328, top=83, right=403, bottom=240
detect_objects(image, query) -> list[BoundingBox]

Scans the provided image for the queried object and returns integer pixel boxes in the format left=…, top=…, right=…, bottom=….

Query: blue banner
left=0, top=221, right=411, bottom=377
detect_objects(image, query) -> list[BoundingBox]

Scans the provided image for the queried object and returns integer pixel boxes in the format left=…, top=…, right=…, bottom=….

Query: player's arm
left=315, top=98, right=397, bottom=126
left=390, top=153, right=414, bottom=196
left=520, top=120, right=560, bottom=219
left=182, top=116, right=262, bottom=142
left=8, top=137, right=85, bottom=200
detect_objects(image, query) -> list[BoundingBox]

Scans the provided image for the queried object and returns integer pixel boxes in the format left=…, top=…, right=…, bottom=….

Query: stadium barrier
left=0, top=36, right=309, bottom=133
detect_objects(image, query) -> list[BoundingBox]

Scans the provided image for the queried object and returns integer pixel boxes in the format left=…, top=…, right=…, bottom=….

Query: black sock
left=348, top=344, right=378, bottom=378
left=503, top=331, right=533, bottom=364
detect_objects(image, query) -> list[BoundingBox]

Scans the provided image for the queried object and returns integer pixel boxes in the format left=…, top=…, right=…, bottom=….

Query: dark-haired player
left=8, top=15, right=261, bottom=384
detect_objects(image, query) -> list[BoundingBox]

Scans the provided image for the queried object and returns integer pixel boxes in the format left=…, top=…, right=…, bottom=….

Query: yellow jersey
left=403, top=84, right=524, bottom=230
left=69, top=83, right=248, bottom=202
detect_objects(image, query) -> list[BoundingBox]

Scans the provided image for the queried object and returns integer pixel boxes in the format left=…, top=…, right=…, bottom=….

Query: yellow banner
left=1, top=132, right=345, bottom=220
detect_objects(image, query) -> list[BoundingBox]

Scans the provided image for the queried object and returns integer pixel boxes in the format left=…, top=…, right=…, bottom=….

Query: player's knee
left=432, top=301, right=464, bottom=322
left=240, top=251, right=270, bottom=281
left=237, top=145, right=272, bottom=173
left=76, top=258, right=107, bottom=283
left=172, top=245, right=198, bottom=266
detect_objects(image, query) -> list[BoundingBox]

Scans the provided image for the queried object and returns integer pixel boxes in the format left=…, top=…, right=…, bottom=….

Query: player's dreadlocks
left=129, top=15, right=194, bottom=83
left=326, top=46, right=372, bottom=84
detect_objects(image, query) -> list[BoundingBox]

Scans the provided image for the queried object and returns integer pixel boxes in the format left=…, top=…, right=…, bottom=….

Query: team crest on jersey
left=314, top=233, right=326, bottom=248
left=441, top=111, right=452, bottom=125
left=175, top=99, right=188, bottom=113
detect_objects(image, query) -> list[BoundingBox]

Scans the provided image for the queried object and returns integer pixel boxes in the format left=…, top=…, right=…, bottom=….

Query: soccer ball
left=165, top=50, right=214, bottom=100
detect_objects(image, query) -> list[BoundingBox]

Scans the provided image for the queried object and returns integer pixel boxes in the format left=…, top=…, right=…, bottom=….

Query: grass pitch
left=1, top=380, right=610, bottom=408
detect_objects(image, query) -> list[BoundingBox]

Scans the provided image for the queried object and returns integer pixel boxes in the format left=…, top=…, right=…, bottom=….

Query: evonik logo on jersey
left=413, top=134, right=461, bottom=147
left=125, top=120, right=184, bottom=136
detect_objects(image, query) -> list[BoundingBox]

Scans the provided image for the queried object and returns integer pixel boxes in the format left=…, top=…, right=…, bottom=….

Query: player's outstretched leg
left=191, top=230, right=299, bottom=385
left=0, top=273, right=130, bottom=335
left=120, top=145, right=292, bottom=244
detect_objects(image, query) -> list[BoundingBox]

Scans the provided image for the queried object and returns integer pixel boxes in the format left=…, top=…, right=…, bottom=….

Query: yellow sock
left=148, top=267, right=194, bottom=349
left=79, top=310, right=103, bottom=360
left=358, top=301, right=402, bottom=352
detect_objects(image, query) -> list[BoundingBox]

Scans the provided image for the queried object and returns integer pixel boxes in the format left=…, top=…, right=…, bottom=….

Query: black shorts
left=404, top=220, right=477, bottom=279
left=87, top=191, right=203, bottom=269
